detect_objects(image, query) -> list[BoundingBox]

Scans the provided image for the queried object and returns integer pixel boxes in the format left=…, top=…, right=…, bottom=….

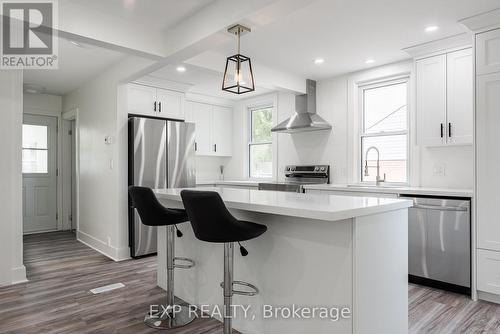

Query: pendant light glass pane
left=222, top=54, right=255, bottom=94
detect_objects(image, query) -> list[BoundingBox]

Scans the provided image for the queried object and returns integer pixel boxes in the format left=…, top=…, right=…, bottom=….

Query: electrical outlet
left=433, top=163, right=446, bottom=177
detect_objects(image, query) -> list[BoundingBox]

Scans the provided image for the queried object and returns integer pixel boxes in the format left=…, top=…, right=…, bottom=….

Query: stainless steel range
left=258, top=165, right=330, bottom=193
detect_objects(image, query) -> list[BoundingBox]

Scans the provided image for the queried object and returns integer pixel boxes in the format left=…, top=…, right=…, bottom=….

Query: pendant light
left=222, top=24, right=255, bottom=94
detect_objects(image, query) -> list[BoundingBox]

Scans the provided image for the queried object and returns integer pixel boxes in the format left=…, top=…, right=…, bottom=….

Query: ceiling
left=149, top=64, right=273, bottom=101
left=65, top=0, right=216, bottom=31
left=23, top=38, right=125, bottom=96
left=212, top=0, right=500, bottom=79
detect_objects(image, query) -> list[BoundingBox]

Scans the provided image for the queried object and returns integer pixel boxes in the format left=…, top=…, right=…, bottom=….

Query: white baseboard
left=77, top=230, right=130, bottom=262
left=10, top=265, right=27, bottom=284
left=478, top=291, right=500, bottom=305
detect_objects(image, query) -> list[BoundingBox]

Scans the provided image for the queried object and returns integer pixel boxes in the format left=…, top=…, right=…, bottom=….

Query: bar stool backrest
left=129, top=186, right=181, bottom=226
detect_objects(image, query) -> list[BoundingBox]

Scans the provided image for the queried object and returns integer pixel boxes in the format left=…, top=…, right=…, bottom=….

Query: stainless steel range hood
left=271, top=79, right=332, bottom=133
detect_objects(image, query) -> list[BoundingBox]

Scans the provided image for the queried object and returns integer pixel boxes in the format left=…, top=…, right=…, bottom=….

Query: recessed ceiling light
left=176, top=66, right=186, bottom=73
left=425, top=25, right=439, bottom=33
left=365, top=58, right=375, bottom=64
left=314, top=58, right=325, bottom=65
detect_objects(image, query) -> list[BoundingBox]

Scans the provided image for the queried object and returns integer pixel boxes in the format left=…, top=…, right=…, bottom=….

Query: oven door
left=258, top=183, right=302, bottom=193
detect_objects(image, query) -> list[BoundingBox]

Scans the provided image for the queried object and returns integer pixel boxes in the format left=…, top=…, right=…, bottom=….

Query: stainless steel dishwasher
left=400, top=195, right=471, bottom=294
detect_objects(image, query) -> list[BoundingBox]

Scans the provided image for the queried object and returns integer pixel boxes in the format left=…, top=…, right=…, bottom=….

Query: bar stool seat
left=129, top=186, right=196, bottom=330
left=180, top=190, right=267, bottom=334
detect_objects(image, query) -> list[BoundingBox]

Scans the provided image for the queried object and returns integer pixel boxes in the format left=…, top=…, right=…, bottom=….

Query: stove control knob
left=320, top=167, right=326, bottom=172
left=286, top=167, right=291, bottom=171
left=291, top=167, right=296, bottom=171
left=314, top=166, right=320, bottom=171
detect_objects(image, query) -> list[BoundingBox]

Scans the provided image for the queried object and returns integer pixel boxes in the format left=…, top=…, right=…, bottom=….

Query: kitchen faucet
left=364, top=146, right=386, bottom=186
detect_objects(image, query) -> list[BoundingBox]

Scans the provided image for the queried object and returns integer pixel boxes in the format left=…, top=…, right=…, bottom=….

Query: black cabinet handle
left=214, top=144, right=217, bottom=152
left=158, top=102, right=161, bottom=113
left=448, top=123, right=452, bottom=137
left=440, top=123, right=444, bottom=138
left=194, top=142, right=197, bottom=151
left=154, top=101, right=157, bottom=112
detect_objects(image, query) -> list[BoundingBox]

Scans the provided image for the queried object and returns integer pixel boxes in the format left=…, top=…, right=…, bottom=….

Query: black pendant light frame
left=222, top=24, right=255, bottom=95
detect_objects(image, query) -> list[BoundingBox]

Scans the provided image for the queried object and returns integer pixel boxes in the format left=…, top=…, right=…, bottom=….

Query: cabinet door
left=478, top=249, right=500, bottom=295
left=416, top=55, right=447, bottom=146
left=211, top=106, right=233, bottom=156
left=446, top=48, right=473, bottom=145
left=191, top=102, right=212, bottom=156
left=184, top=101, right=195, bottom=122
left=156, top=88, right=185, bottom=120
left=476, top=29, right=500, bottom=76
left=127, top=83, right=156, bottom=117
left=477, top=72, right=500, bottom=251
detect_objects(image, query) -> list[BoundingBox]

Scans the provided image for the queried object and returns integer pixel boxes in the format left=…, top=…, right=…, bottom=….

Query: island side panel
left=157, top=198, right=355, bottom=334
left=353, top=208, right=409, bottom=334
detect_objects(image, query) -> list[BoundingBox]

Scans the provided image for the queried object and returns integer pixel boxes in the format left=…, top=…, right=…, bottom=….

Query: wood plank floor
left=1, top=231, right=499, bottom=333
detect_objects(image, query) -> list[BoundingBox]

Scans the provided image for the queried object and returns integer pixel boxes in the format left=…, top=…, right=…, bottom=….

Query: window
left=249, top=106, right=273, bottom=179
left=360, top=78, right=408, bottom=184
left=22, top=124, right=49, bottom=174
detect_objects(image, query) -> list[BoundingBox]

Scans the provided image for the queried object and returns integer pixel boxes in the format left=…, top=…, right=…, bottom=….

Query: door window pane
left=23, top=124, right=48, bottom=149
left=361, top=135, right=407, bottom=183
left=249, top=143, right=272, bottom=178
left=22, top=149, right=48, bottom=173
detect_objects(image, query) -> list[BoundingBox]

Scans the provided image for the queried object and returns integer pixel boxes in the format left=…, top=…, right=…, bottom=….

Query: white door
left=191, top=102, right=212, bottom=156
left=416, top=54, right=447, bottom=146
left=22, top=114, right=58, bottom=234
left=127, top=83, right=157, bottom=117
left=156, top=88, right=185, bottom=120
left=211, top=105, right=233, bottom=156
left=476, top=72, right=500, bottom=251
left=446, top=48, right=473, bottom=145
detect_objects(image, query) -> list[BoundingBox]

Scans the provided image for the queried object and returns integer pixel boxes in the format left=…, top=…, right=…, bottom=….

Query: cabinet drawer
left=477, top=29, right=500, bottom=75
left=478, top=249, right=500, bottom=295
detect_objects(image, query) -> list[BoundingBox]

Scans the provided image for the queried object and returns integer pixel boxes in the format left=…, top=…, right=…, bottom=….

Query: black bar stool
left=129, top=186, right=196, bottom=330
left=180, top=190, right=267, bottom=334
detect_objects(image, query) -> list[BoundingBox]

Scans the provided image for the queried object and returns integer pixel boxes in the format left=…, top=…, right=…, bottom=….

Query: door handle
left=412, top=204, right=468, bottom=212
left=154, top=101, right=157, bottom=112
left=440, top=123, right=444, bottom=138
left=448, top=123, right=452, bottom=138
left=214, top=144, right=217, bottom=152
left=158, top=102, right=161, bottom=113
left=194, top=142, right=197, bottom=151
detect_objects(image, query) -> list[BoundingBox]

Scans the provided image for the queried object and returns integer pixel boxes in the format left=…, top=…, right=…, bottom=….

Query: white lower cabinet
left=478, top=249, right=500, bottom=295
left=185, top=101, right=233, bottom=157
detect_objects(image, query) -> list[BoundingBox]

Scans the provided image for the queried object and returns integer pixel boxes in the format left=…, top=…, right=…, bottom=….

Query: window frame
left=248, top=104, right=274, bottom=180
left=358, top=77, right=410, bottom=186
left=22, top=123, right=50, bottom=175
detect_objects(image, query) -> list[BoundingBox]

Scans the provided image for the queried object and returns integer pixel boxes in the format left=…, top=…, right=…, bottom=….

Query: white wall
left=225, top=60, right=473, bottom=189
left=0, top=71, right=26, bottom=286
left=196, top=156, right=228, bottom=182
left=62, top=56, right=154, bottom=261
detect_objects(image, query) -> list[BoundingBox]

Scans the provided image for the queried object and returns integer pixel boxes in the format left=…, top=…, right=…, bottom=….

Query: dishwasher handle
left=412, top=203, right=468, bottom=212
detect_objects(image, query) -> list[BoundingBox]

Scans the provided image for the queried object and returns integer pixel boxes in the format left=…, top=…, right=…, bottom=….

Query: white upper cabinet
left=416, top=48, right=473, bottom=146
left=446, top=48, right=473, bottom=145
left=417, top=54, right=447, bottom=146
left=156, top=88, right=185, bottom=120
left=186, top=101, right=233, bottom=157
left=476, top=29, right=500, bottom=76
left=126, top=83, right=185, bottom=120
left=127, top=84, right=157, bottom=117
left=211, top=106, right=233, bottom=156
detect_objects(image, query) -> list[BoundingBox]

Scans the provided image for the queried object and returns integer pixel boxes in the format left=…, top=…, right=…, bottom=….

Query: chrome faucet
left=364, top=146, right=386, bottom=186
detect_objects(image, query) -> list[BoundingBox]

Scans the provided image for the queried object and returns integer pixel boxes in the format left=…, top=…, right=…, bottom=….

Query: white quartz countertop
left=303, top=184, right=473, bottom=198
left=196, top=180, right=260, bottom=187
left=154, top=187, right=412, bottom=221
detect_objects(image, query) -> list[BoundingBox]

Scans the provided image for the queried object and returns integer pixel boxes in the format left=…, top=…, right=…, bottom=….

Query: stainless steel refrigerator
left=128, top=117, right=196, bottom=258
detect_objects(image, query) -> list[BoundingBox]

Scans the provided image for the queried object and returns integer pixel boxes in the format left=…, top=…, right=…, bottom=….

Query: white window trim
left=247, top=104, right=274, bottom=180
left=356, top=75, right=411, bottom=186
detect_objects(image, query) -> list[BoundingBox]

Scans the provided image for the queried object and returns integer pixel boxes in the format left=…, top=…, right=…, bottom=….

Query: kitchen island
left=154, top=187, right=412, bottom=334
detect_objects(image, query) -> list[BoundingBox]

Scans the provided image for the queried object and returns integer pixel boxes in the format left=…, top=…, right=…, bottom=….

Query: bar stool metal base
left=144, top=305, right=196, bottom=329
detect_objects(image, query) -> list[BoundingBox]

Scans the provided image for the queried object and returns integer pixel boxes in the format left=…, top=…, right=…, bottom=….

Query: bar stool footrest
left=174, top=257, right=195, bottom=269
left=220, top=280, right=259, bottom=296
